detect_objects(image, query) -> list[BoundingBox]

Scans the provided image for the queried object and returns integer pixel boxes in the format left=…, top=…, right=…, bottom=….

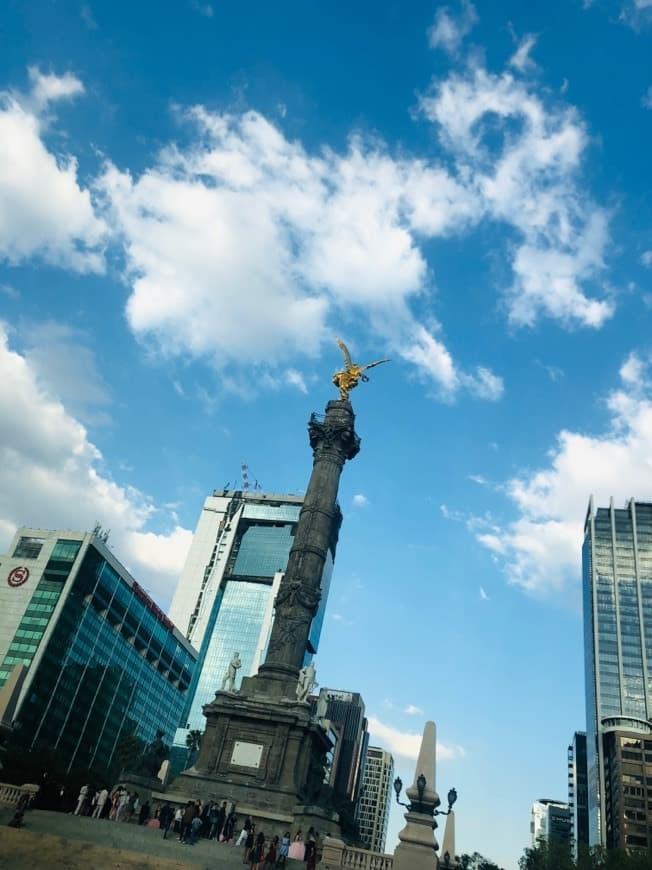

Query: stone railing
left=321, top=837, right=394, bottom=870
left=0, top=782, right=39, bottom=806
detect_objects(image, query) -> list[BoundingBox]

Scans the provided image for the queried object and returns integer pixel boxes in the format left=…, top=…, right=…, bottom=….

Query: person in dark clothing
left=215, top=800, right=227, bottom=840
left=263, top=835, right=278, bottom=867
left=243, top=825, right=255, bottom=864
left=179, top=801, right=197, bottom=843
left=138, top=800, right=150, bottom=825
left=159, top=803, right=173, bottom=839
left=304, top=829, right=318, bottom=870
left=223, top=809, right=236, bottom=842
left=249, top=830, right=265, bottom=869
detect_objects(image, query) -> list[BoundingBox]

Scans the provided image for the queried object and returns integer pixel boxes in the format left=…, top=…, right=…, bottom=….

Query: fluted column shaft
left=258, top=399, right=359, bottom=684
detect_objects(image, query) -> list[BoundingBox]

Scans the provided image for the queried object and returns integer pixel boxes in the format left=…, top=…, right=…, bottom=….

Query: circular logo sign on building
left=8, top=566, right=30, bottom=588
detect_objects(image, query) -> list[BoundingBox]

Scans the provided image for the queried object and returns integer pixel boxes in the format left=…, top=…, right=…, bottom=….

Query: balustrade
left=0, top=781, right=39, bottom=806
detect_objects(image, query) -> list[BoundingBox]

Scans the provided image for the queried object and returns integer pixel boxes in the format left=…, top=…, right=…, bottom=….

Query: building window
left=13, top=537, right=45, bottom=559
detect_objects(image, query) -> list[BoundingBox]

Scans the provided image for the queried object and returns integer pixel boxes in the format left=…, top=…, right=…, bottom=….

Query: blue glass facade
left=185, top=580, right=272, bottom=731
left=0, top=535, right=196, bottom=774
left=584, top=500, right=652, bottom=845
left=173, top=495, right=339, bottom=764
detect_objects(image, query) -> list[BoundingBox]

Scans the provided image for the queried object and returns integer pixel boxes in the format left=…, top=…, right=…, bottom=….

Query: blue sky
left=1, top=0, right=652, bottom=865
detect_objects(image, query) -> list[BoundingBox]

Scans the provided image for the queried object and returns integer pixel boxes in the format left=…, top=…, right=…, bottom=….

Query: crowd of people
left=72, top=784, right=153, bottom=824
left=240, top=824, right=321, bottom=869
left=70, top=785, right=323, bottom=867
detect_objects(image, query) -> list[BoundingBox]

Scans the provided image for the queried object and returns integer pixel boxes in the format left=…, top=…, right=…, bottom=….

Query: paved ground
left=0, top=808, right=305, bottom=868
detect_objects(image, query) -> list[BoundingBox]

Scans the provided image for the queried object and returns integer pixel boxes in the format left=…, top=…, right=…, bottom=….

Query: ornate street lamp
left=393, top=774, right=458, bottom=820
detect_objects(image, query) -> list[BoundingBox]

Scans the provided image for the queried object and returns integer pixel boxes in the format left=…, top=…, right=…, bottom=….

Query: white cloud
left=191, top=0, right=214, bottom=16
left=475, top=352, right=652, bottom=595
left=468, top=474, right=488, bottom=485
left=368, top=716, right=465, bottom=762
left=620, top=0, right=652, bottom=27
left=0, top=70, right=105, bottom=272
left=0, top=323, right=191, bottom=607
left=480, top=585, right=491, bottom=600
left=642, top=86, right=652, bottom=109
left=641, top=251, right=652, bottom=267
left=427, top=1, right=478, bottom=55
left=509, top=34, right=538, bottom=73
left=80, top=3, right=98, bottom=30
left=331, top=612, right=352, bottom=626
left=404, top=704, right=424, bottom=715
left=352, top=493, right=368, bottom=508
left=21, top=322, right=111, bottom=423
left=26, top=66, right=85, bottom=109
left=286, top=369, right=308, bottom=394
left=420, top=64, right=613, bottom=329
left=98, top=107, right=500, bottom=400
left=537, top=361, right=565, bottom=382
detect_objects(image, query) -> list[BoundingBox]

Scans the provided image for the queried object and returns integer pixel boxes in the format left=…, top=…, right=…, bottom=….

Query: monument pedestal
left=172, top=687, right=339, bottom=833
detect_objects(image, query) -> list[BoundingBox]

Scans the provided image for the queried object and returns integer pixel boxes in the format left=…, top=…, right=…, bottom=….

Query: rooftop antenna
left=241, top=462, right=262, bottom=493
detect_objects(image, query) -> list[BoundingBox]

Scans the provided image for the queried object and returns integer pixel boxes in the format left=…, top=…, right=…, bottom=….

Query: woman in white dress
left=288, top=829, right=305, bottom=860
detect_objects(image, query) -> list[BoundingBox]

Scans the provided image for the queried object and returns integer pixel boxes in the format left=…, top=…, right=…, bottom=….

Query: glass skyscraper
left=0, top=528, right=196, bottom=775
left=583, top=498, right=652, bottom=848
left=168, top=490, right=340, bottom=765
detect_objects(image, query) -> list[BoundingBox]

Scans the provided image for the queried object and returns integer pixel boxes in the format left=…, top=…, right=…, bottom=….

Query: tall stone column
left=244, top=398, right=359, bottom=699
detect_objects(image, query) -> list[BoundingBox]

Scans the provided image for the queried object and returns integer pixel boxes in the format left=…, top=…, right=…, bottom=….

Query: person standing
left=173, top=805, right=183, bottom=836
left=249, top=830, right=265, bottom=869
left=288, top=829, right=304, bottom=860
left=74, top=784, right=89, bottom=815
left=116, top=789, right=131, bottom=822
left=277, top=830, right=290, bottom=866
left=92, top=787, right=108, bottom=819
left=189, top=813, right=203, bottom=845
left=243, top=825, right=255, bottom=864
left=304, top=829, right=318, bottom=870
left=180, top=800, right=196, bottom=842
left=138, top=799, right=150, bottom=825
left=263, top=834, right=278, bottom=867
left=159, top=802, right=173, bottom=839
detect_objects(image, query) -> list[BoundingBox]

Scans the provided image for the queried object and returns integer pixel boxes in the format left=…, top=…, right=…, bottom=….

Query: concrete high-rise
left=358, top=746, right=394, bottom=853
left=0, top=527, right=196, bottom=774
left=530, top=799, right=572, bottom=847
left=168, top=489, right=339, bottom=762
left=314, top=688, right=369, bottom=808
left=583, top=498, right=652, bottom=848
left=568, top=731, right=589, bottom=859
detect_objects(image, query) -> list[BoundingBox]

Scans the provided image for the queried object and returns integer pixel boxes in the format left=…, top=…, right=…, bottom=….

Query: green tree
left=185, top=729, right=202, bottom=766
left=114, top=731, right=145, bottom=774
left=457, top=852, right=506, bottom=870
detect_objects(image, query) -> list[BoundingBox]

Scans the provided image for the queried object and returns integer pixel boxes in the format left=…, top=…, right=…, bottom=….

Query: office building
left=0, top=528, right=196, bottom=774
left=314, top=688, right=369, bottom=807
left=358, top=746, right=394, bottom=853
left=583, top=498, right=652, bottom=848
left=168, top=490, right=340, bottom=763
left=568, top=731, right=589, bottom=859
left=530, top=799, right=572, bottom=847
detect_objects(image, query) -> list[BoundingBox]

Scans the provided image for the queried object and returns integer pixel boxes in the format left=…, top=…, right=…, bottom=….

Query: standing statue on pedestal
left=296, top=661, right=317, bottom=703
left=135, top=729, right=169, bottom=778
left=221, top=652, right=242, bottom=692
left=332, top=338, right=390, bottom=401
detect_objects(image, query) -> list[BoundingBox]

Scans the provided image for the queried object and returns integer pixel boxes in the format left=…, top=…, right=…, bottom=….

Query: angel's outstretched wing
left=336, top=338, right=353, bottom=369
left=361, top=358, right=390, bottom=372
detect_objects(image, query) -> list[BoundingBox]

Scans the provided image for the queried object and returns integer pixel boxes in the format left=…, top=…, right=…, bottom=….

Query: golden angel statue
left=332, top=338, right=390, bottom=401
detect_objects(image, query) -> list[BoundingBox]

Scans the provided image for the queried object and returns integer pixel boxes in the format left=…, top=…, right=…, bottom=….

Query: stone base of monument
left=169, top=687, right=340, bottom=835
